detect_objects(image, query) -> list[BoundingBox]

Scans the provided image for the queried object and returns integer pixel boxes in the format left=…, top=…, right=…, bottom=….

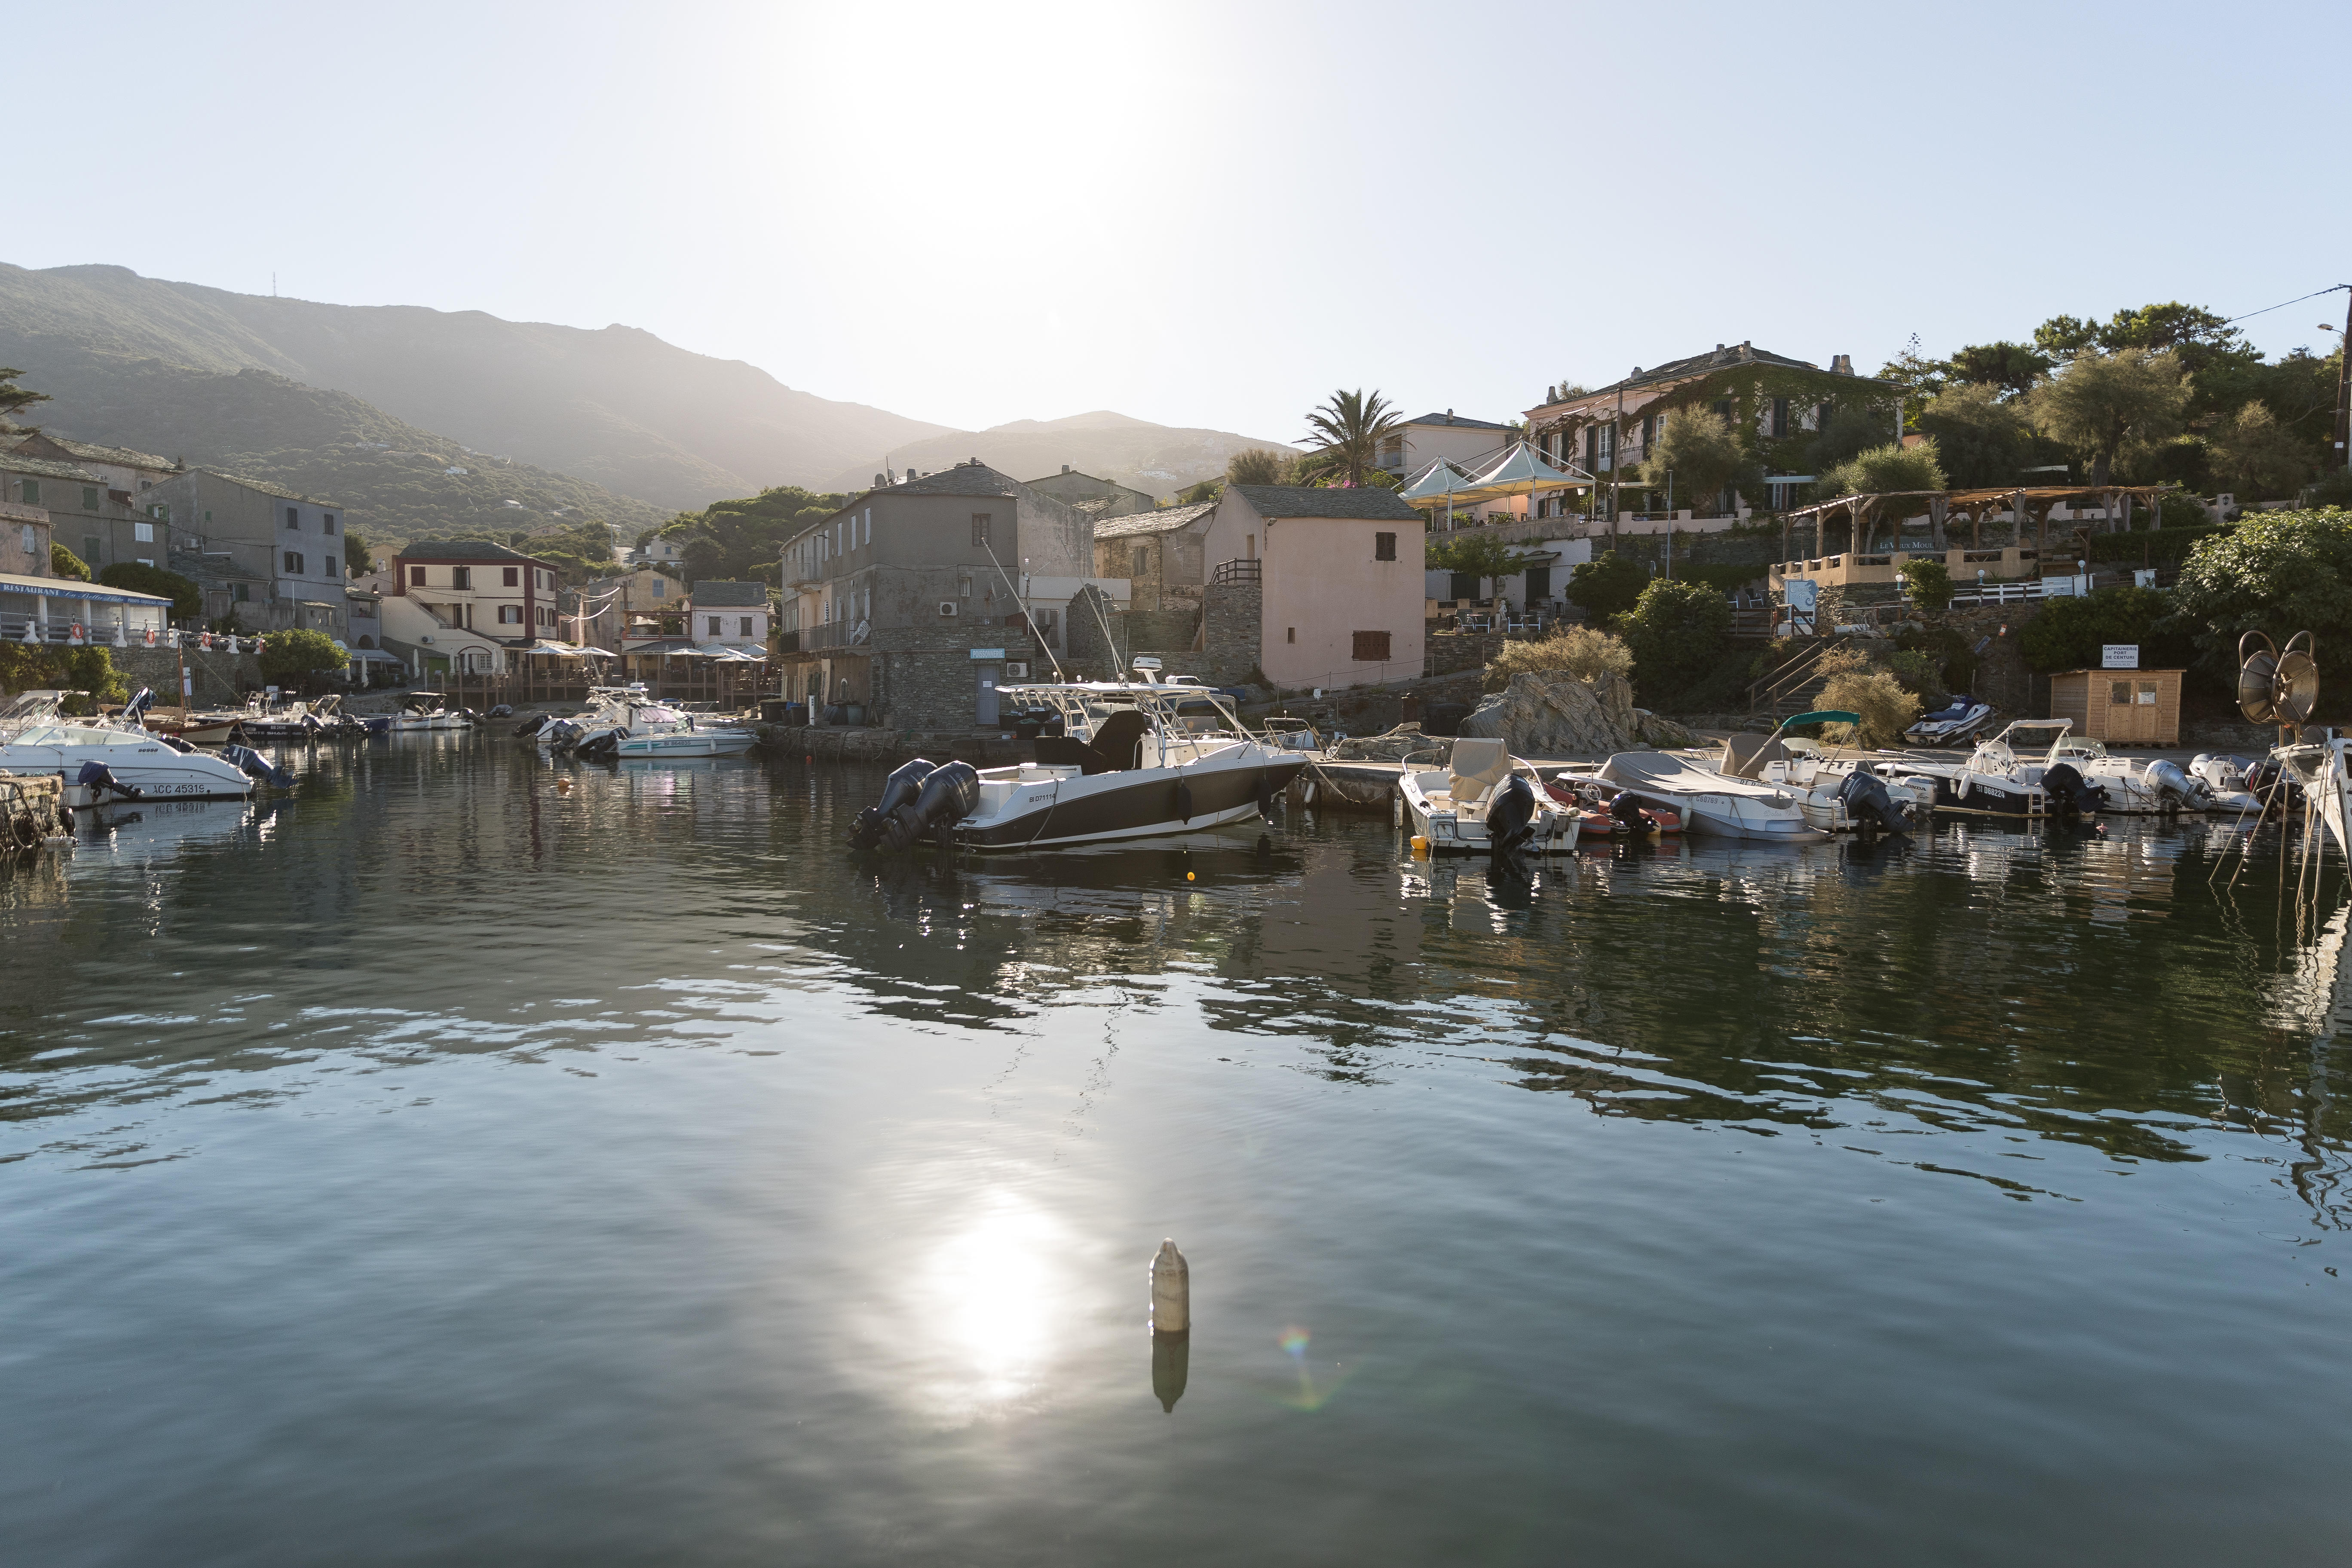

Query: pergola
left=1776, top=484, right=2178, bottom=560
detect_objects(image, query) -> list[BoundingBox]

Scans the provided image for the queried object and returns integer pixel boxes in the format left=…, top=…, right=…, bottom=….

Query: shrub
left=1896, top=623, right=1979, bottom=695
left=0, top=643, right=126, bottom=708
left=1566, top=552, right=1648, bottom=622
left=2083, top=522, right=2222, bottom=565
left=98, top=562, right=202, bottom=623
left=1617, top=578, right=1733, bottom=706
left=1672, top=561, right=1767, bottom=595
left=1884, top=649, right=1947, bottom=705
left=257, top=627, right=347, bottom=692
left=1816, top=660, right=1922, bottom=747
left=50, top=541, right=89, bottom=581
left=2017, top=584, right=2191, bottom=674
left=1898, top=557, right=1954, bottom=611
left=1482, top=626, right=1634, bottom=692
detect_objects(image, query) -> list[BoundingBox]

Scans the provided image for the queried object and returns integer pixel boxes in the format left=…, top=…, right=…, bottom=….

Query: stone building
left=686, top=580, right=772, bottom=649
left=1023, top=466, right=1158, bottom=522
left=1090, top=499, right=1216, bottom=614
left=135, top=469, right=352, bottom=638
left=778, top=460, right=1099, bottom=729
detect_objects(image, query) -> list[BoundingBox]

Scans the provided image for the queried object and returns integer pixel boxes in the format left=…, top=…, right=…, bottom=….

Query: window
left=739, top=616, right=753, bottom=637
left=2110, top=680, right=2132, bottom=705
left=1352, top=631, right=1392, bottom=662
left=285, top=507, right=300, bottom=530
left=17, top=524, right=32, bottom=553
left=85, top=536, right=101, bottom=564
left=972, top=513, right=992, bottom=546
left=410, top=566, right=427, bottom=586
left=1244, top=533, right=1256, bottom=559
left=708, top=616, right=723, bottom=636
left=139, top=480, right=151, bottom=491
left=452, top=567, right=472, bottom=590
left=134, top=521, right=154, bottom=543
left=323, top=514, right=337, bottom=535
left=502, top=567, right=519, bottom=587
left=651, top=577, right=665, bottom=598
left=21, top=480, right=38, bottom=505
left=1375, top=531, right=1396, bottom=561
left=1770, top=398, right=1790, bottom=440
left=1286, top=627, right=1296, bottom=643
left=82, top=486, right=100, bottom=510
left=234, top=582, right=250, bottom=602
left=284, top=551, right=305, bottom=574
left=1133, top=545, right=1149, bottom=576
left=498, top=605, right=523, bottom=624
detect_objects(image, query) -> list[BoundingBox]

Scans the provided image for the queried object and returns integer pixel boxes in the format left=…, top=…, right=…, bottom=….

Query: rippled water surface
left=6, top=735, right=2352, bottom=1564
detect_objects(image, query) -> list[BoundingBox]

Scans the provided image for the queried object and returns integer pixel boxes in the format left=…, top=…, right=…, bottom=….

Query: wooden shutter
left=1352, top=631, right=1391, bottom=662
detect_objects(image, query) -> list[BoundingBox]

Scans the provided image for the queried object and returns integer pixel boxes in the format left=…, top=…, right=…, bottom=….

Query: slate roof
left=194, top=468, right=332, bottom=505
left=394, top=539, right=546, bottom=562
left=690, top=580, right=770, bottom=606
left=1228, top=484, right=1424, bottom=522
left=1400, top=411, right=1511, bottom=430
left=881, top=461, right=1026, bottom=501
left=1549, top=342, right=1825, bottom=405
left=0, top=454, right=107, bottom=484
left=1093, top=500, right=1217, bottom=540
left=31, top=435, right=178, bottom=472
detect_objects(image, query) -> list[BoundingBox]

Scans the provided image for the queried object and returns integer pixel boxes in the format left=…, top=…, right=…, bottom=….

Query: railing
left=776, top=630, right=800, bottom=653
left=1211, top=557, right=1262, bottom=584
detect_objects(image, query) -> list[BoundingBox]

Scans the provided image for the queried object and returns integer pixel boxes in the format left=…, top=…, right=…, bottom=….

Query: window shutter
left=1351, top=630, right=1392, bottom=662
left=1375, top=532, right=1396, bottom=561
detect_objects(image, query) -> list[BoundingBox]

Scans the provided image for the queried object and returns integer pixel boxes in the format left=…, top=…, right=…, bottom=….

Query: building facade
left=1024, top=466, right=1159, bottom=523
left=1090, top=499, right=1217, bottom=613
left=1201, top=484, right=1425, bottom=690
left=383, top=540, right=563, bottom=676
left=686, top=581, right=771, bottom=649
left=134, top=469, right=352, bottom=637
left=1377, top=411, right=1514, bottom=478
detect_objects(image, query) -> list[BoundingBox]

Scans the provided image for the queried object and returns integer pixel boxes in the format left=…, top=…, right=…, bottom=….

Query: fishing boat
left=1595, top=750, right=1827, bottom=841
left=0, top=691, right=257, bottom=799
left=1396, top=737, right=1581, bottom=854
left=846, top=670, right=1307, bottom=851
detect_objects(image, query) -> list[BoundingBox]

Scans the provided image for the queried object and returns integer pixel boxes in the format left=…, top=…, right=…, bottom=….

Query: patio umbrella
left=1449, top=442, right=1591, bottom=510
left=1399, top=458, right=1484, bottom=533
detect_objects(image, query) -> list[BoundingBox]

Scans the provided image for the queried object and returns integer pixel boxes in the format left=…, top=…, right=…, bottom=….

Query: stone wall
left=111, top=643, right=262, bottom=705
left=1917, top=602, right=2039, bottom=716
left=1202, top=580, right=1260, bottom=686
left=1424, top=631, right=1504, bottom=677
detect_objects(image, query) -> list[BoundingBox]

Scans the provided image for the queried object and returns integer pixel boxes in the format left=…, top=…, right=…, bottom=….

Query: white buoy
left=1151, top=1238, right=1190, bottom=1336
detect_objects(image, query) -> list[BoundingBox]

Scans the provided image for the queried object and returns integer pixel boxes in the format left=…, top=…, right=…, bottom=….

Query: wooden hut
left=2049, top=668, right=2182, bottom=746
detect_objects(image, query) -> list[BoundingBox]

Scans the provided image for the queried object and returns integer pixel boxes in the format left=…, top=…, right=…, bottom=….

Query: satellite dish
left=2278, top=631, right=2320, bottom=725
left=2238, top=632, right=2279, bottom=724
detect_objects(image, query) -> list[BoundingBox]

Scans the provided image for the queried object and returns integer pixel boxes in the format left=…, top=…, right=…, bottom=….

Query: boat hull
left=955, top=758, right=1306, bottom=849
left=0, top=741, right=253, bottom=799
left=613, top=729, right=758, bottom=758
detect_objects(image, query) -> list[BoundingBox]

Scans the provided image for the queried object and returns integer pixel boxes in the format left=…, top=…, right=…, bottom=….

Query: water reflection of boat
left=77, top=798, right=270, bottom=854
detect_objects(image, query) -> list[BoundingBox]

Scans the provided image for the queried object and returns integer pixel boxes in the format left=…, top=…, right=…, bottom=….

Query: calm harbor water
left=5, top=734, right=2351, bottom=1564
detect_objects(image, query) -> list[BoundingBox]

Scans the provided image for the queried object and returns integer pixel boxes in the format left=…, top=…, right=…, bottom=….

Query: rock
left=1632, top=708, right=1694, bottom=748
left=1461, top=672, right=1644, bottom=760
left=1328, top=724, right=1451, bottom=764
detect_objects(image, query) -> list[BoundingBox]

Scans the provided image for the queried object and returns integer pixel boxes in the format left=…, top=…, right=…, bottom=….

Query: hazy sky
left=12, top=1, right=2348, bottom=443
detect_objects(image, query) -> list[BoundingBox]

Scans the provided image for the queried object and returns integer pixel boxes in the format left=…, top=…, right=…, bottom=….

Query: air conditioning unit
left=939, top=601, right=959, bottom=618
left=1003, top=662, right=1029, bottom=679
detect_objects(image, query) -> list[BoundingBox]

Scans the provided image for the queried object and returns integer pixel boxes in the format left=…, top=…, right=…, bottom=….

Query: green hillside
left=4, top=354, right=668, bottom=549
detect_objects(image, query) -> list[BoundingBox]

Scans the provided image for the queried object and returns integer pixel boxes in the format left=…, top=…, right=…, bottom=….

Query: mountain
left=0, top=263, right=951, bottom=509
left=817, top=410, right=1300, bottom=501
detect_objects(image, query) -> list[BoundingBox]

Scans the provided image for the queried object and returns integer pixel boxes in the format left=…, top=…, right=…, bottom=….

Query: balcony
left=1210, top=557, right=1262, bottom=584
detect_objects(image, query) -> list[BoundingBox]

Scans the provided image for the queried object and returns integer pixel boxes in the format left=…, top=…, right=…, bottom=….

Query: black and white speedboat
left=1908, top=719, right=2108, bottom=819
left=848, top=670, right=1308, bottom=852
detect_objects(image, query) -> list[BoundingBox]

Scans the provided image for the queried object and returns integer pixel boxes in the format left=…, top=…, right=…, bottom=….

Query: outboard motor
left=849, top=759, right=939, bottom=850
left=513, top=712, right=551, bottom=738
left=2040, top=762, right=2105, bottom=819
left=1836, top=769, right=1907, bottom=834
left=75, top=760, right=144, bottom=801
left=220, top=743, right=297, bottom=790
left=1485, top=772, right=1538, bottom=855
left=2143, top=758, right=2206, bottom=812
left=487, top=704, right=513, bottom=720
left=576, top=729, right=622, bottom=763
left=1609, top=789, right=1651, bottom=833
left=876, top=760, right=981, bottom=851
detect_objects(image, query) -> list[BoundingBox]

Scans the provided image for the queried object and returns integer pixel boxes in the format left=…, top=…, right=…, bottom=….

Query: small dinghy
left=1397, top=737, right=1580, bottom=854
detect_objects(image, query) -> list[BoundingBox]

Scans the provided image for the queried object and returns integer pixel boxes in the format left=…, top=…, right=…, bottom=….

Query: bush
left=0, top=644, right=127, bottom=708
left=1898, top=557, right=1953, bottom=611
left=2018, top=585, right=2191, bottom=674
left=1482, top=626, right=1634, bottom=692
left=1885, top=649, right=1947, bottom=705
left=2169, top=508, right=2352, bottom=677
left=50, top=541, right=89, bottom=581
left=2083, top=522, right=2222, bottom=565
left=257, top=627, right=347, bottom=692
left=1672, top=561, right=1767, bottom=595
left=1617, top=578, right=1733, bottom=706
left=1896, top=623, right=1979, bottom=695
left=1566, top=552, right=1648, bottom=622
left=98, top=562, right=202, bottom=623
left=1813, top=651, right=1922, bottom=747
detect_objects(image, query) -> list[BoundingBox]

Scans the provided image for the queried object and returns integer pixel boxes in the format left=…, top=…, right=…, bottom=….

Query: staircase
left=1746, top=636, right=1851, bottom=720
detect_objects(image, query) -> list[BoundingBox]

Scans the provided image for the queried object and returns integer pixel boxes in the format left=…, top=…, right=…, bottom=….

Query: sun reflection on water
left=892, top=1188, right=1075, bottom=1426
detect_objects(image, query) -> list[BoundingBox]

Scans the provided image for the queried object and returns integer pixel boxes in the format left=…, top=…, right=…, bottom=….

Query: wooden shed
left=2049, top=668, right=2182, bottom=746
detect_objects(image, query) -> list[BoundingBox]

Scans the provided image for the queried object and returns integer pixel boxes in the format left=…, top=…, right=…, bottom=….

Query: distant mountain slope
left=5, top=263, right=954, bottom=509
left=818, top=410, right=1300, bottom=501
left=0, top=350, right=669, bottom=547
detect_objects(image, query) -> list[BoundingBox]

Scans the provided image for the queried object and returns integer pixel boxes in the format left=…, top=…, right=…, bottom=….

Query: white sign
left=968, top=648, right=1006, bottom=660
left=2101, top=644, right=2139, bottom=669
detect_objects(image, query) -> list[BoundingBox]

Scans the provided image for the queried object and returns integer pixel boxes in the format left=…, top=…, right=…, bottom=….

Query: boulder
left=1632, top=708, right=1694, bottom=748
left=1460, top=672, right=1644, bottom=760
left=1328, top=724, right=1451, bottom=764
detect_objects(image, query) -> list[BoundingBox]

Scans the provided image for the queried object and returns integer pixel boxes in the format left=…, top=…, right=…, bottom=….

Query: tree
left=1427, top=530, right=1543, bottom=598
left=1639, top=405, right=1755, bottom=511
left=1226, top=448, right=1292, bottom=486
left=51, top=541, right=89, bottom=580
left=2169, top=509, right=2352, bottom=676
left=1914, top=381, right=2048, bottom=487
left=2017, top=585, right=2191, bottom=674
left=1822, top=438, right=1947, bottom=498
left=98, top=562, right=201, bottom=623
left=343, top=527, right=375, bottom=576
left=1175, top=478, right=1221, bottom=505
left=258, top=627, right=347, bottom=692
left=0, top=366, right=49, bottom=423
left=2028, top=348, right=2190, bottom=487
left=1806, top=404, right=1896, bottom=475
left=1565, top=553, right=1648, bottom=623
left=1944, top=342, right=2052, bottom=397
left=1300, top=389, right=1403, bottom=488
left=1617, top=578, right=1733, bottom=705
left=1813, top=651, right=1922, bottom=747
left=2208, top=402, right=2316, bottom=499
left=1898, top=557, right=1953, bottom=611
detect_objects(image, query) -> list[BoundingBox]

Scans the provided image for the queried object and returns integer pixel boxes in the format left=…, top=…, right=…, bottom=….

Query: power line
left=2224, top=285, right=2350, bottom=327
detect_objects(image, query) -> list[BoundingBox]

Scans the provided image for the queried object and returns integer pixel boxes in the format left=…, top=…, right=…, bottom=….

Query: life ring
left=200, top=632, right=214, bottom=650
left=69, top=622, right=85, bottom=644
left=144, top=628, right=158, bottom=647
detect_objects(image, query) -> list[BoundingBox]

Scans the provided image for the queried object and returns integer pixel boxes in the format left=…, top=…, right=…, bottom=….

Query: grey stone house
left=1091, top=499, right=1216, bottom=614
left=778, top=460, right=1091, bottom=729
left=135, top=469, right=351, bottom=638
left=1023, top=466, right=1158, bottom=524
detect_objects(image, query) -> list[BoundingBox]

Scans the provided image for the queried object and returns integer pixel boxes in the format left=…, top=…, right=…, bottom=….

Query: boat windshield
left=998, top=681, right=1250, bottom=753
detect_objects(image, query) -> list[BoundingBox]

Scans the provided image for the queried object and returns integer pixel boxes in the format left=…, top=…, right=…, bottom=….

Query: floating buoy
left=1410, top=835, right=1430, bottom=857
left=1186, top=870, right=1195, bottom=881
left=555, top=777, right=573, bottom=793
left=1151, top=1239, right=1190, bottom=1336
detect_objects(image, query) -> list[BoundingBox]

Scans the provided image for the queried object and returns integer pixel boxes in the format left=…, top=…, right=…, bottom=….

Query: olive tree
left=2028, top=347, right=2190, bottom=487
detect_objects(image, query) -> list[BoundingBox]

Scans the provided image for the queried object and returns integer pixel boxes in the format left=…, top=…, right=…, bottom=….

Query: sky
left=11, top=0, right=2349, bottom=443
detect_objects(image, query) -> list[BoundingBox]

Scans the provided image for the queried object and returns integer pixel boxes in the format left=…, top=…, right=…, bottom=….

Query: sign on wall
left=2101, top=644, right=2140, bottom=669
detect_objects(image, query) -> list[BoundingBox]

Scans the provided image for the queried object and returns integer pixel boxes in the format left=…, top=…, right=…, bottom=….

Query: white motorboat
left=847, top=673, right=1307, bottom=851
left=1905, top=720, right=2110, bottom=820
left=2276, top=734, right=2352, bottom=858
left=1397, top=737, right=1581, bottom=854
left=0, top=692, right=255, bottom=800
left=2188, top=753, right=2264, bottom=815
left=385, top=692, right=473, bottom=732
left=1710, top=712, right=1926, bottom=833
left=547, top=685, right=757, bottom=760
left=2042, top=733, right=2209, bottom=815
left=1597, top=750, right=1827, bottom=841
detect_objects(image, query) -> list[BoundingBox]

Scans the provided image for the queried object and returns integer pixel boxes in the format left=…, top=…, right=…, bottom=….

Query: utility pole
left=2336, top=285, right=2352, bottom=471
left=1610, top=386, right=1624, bottom=548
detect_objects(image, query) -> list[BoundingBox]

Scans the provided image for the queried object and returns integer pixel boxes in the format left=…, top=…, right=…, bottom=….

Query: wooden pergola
left=1776, top=484, right=2177, bottom=560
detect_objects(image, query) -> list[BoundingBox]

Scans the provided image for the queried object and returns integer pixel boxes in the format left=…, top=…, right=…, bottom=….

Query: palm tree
left=1302, top=388, right=1403, bottom=487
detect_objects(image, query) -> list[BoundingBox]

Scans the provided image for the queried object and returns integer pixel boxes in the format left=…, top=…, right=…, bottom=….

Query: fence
left=437, top=662, right=772, bottom=712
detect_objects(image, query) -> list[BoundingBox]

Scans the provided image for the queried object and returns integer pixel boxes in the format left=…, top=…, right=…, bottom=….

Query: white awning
left=0, top=571, right=175, bottom=605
